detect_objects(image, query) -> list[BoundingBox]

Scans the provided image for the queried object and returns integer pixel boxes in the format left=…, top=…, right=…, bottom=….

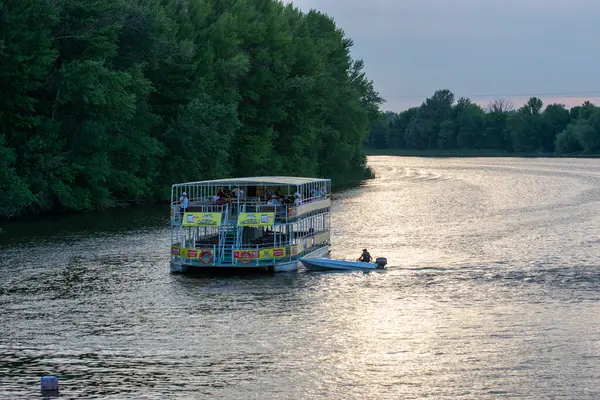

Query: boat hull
left=300, top=257, right=381, bottom=271
left=272, top=246, right=330, bottom=272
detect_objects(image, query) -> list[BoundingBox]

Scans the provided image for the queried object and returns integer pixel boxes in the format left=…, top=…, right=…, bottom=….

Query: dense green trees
left=369, top=90, right=600, bottom=155
left=0, top=0, right=381, bottom=217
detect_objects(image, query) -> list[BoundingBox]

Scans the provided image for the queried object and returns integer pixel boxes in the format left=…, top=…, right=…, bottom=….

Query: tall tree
left=1, top=0, right=382, bottom=218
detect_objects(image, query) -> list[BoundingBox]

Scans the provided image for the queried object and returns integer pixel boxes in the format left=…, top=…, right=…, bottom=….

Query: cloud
left=285, top=0, right=600, bottom=113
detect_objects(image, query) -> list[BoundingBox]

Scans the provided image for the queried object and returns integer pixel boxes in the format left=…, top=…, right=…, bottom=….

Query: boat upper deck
left=170, top=176, right=331, bottom=225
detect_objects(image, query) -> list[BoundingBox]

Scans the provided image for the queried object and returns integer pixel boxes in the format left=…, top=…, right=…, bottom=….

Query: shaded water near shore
left=2, top=156, right=600, bottom=399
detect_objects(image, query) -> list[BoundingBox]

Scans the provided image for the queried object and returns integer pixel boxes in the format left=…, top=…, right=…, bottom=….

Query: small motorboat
left=300, top=257, right=387, bottom=271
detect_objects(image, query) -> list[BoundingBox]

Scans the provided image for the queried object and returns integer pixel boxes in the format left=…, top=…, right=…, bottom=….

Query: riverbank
left=365, top=148, right=600, bottom=158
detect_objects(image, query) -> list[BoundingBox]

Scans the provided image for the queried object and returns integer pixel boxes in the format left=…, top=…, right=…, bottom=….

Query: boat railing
left=173, top=236, right=329, bottom=266
left=172, top=194, right=330, bottom=221
left=230, top=244, right=279, bottom=266
left=231, top=234, right=330, bottom=263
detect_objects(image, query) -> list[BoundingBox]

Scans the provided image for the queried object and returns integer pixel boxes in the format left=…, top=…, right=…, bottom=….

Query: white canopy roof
left=173, top=176, right=330, bottom=187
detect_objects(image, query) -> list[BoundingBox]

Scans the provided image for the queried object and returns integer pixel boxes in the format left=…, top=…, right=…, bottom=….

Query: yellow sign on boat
left=260, top=247, right=287, bottom=258
left=182, top=212, right=222, bottom=227
left=171, top=245, right=182, bottom=256
left=233, top=247, right=287, bottom=260
left=237, top=212, right=274, bottom=227
left=291, top=242, right=304, bottom=256
left=184, top=248, right=200, bottom=258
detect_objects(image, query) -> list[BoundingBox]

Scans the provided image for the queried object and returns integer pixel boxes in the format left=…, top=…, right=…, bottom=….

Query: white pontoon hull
left=273, top=247, right=330, bottom=272
left=300, top=257, right=381, bottom=270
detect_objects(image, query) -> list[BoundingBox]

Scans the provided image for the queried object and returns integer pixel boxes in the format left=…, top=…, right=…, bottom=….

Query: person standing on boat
left=358, top=249, right=372, bottom=263
left=294, top=191, right=303, bottom=206
left=179, top=192, right=189, bottom=218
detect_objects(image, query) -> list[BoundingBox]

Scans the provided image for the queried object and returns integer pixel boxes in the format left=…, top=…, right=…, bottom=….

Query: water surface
left=2, top=156, right=600, bottom=399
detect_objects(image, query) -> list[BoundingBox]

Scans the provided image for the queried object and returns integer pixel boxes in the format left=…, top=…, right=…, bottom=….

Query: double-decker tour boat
left=169, top=176, right=331, bottom=273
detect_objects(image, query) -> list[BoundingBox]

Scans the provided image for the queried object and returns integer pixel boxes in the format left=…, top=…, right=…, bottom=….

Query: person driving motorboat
left=358, top=249, right=372, bottom=263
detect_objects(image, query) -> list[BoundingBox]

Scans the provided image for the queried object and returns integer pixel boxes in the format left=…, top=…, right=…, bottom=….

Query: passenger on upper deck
left=264, top=188, right=272, bottom=202
left=320, top=185, right=327, bottom=198
left=212, top=187, right=226, bottom=205
left=266, top=196, right=281, bottom=206
left=294, top=191, right=302, bottom=206
left=179, top=192, right=189, bottom=217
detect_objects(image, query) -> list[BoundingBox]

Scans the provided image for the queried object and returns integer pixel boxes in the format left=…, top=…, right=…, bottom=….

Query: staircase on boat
left=216, top=205, right=236, bottom=264
left=218, top=225, right=237, bottom=264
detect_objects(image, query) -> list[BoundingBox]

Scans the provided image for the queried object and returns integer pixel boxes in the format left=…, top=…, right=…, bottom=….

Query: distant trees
left=0, top=0, right=382, bottom=218
left=368, top=90, right=600, bottom=155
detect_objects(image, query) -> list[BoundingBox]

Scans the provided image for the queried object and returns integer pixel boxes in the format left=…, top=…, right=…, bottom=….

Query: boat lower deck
left=171, top=246, right=329, bottom=273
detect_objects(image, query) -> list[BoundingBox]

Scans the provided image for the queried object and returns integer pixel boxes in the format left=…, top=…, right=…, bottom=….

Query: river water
left=2, top=156, right=600, bottom=399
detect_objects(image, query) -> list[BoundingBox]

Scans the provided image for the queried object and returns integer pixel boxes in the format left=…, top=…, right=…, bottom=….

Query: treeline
left=0, top=0, right=381, bottom=218
left=368, top=89, right=600, bottom=154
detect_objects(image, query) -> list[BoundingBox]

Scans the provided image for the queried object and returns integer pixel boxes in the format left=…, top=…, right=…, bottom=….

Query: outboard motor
left=375, top=257, right=387, bottom=269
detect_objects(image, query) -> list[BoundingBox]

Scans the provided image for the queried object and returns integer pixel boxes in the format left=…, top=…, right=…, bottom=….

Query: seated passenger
left=358, top=249, right=372, bottom=263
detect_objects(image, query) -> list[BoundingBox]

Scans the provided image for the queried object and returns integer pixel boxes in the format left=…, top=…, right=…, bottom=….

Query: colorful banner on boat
left=233, top=248, right=287, bottom=260
left=260, top=247, right=287, bottom=258
left=171, top=245, right=182, bottom=256
left=237, top=212, right=274, bottom=227
left=184, top=248, right=200, bottom=258
left=291, top=242, right=304, bottom=256
left=233, top=250, right=260, bottom=261
left=182, top=212, right=222, bottom=227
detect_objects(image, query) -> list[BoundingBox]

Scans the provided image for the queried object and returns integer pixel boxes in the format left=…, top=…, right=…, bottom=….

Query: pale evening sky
left=286, top=0, right=600, bottom=112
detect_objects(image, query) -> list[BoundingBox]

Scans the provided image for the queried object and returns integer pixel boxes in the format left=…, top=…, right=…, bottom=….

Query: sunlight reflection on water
left=2, top=157, right=600, bottom=399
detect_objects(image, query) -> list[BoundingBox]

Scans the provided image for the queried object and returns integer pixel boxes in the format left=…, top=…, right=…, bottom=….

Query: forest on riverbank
left=368, top=90, right=600, bottom=155
left=0, top=0, right=381, bottom=218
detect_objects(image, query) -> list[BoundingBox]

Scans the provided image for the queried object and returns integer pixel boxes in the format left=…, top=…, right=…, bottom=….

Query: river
left=1, top=156, right=600, bottom=399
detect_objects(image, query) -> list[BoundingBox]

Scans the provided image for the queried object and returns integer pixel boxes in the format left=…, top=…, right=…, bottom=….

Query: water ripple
left=2, top=158, right=600, bottom=398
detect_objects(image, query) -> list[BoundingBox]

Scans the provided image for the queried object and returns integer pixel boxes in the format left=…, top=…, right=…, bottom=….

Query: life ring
left=238, top=251, right=254, bottom=264
left=199, top=250, right=214, bottom=264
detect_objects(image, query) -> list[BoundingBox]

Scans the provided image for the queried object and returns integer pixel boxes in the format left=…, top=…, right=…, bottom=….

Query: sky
left=285, top=0, right=600, bottom=112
